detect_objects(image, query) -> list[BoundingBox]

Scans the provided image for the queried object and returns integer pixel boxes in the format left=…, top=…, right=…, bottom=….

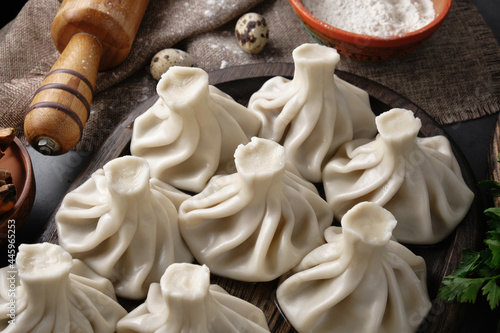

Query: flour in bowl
left=302, top=0, right=436, bottom=37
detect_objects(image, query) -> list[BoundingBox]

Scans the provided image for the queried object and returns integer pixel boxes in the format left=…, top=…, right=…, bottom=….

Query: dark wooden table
left=1, top=1, right=499, bottom=332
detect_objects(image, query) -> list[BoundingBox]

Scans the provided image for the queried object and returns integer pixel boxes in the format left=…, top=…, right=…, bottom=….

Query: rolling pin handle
left=24, top=32, right=102, bottom=155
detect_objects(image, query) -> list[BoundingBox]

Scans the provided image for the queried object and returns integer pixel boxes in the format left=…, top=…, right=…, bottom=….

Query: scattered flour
left=302, top=0, right=436, bottom=37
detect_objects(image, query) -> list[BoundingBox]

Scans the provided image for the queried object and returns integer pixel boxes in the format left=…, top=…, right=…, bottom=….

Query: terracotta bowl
left=0, top=137, right=36, bottom=244
left=289, top=0, right=452, bottom=61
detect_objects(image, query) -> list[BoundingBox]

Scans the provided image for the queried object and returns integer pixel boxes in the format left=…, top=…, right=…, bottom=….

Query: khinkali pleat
left=130, top=66, right=261, bottom=193
left=178, top=137, right=333, bottom=282
left=116, top=263, right=270, bottom=333
left=276, top=202, right=431, bottom=333
left=56, top=156, right=193, bottom=300
left=0, top=243, right=127, bottom=332
left=323, top=108, right=474, bottom=244
left=247, top=43, right=377, bottom=182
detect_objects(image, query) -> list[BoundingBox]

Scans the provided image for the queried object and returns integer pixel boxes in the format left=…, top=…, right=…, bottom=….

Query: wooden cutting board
left=36, top=63, right=484, bottom=332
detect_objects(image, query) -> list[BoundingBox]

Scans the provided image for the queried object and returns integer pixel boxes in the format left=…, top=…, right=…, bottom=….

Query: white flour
left=302, top=0, right=436, bottom=37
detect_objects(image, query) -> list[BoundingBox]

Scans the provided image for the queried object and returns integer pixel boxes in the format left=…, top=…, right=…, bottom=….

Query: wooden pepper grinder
left=24, top=0, right=150, bottom=155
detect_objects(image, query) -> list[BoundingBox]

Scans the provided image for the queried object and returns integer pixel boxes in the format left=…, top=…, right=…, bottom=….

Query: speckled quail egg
left=150, top=49, right=196, bottom=80
left=235, top=13, right=269, bottom=54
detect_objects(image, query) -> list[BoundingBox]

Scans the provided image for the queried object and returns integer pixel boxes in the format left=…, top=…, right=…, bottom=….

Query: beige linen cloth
left=1, top=0, right=499, bottom=152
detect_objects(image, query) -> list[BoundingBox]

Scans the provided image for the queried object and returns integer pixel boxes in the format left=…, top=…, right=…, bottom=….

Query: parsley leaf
left=478, top=180, right=500, bottom=197
left=485, top=207, right=500, bottom=222
left=485, top=211, right=500, bottom=267
left=437, top=163, right=500, bottom=311
left=453, top=248, right=481, bottom=277
left=440, top=276, right=485, bottom=304
left=483, top=279, right=500, bottom=310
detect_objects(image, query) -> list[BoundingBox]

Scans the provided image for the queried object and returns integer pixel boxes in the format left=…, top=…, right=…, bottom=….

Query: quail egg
left=150, top=49, right=196, bottom=80
left=235, top=13, right=269, bottom=54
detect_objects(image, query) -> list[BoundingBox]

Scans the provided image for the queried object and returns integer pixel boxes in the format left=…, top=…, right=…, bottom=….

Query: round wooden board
left=36, top=63, right=484, bottom=332
left=489, top=112, right=500, bottom=206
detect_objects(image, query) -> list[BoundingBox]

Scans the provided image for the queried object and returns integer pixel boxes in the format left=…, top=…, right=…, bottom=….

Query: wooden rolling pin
left=24, top=0, right=150, bottom=155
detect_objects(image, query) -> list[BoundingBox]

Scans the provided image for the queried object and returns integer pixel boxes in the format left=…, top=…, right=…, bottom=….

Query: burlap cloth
left=1, top=0, right=499, bottom=152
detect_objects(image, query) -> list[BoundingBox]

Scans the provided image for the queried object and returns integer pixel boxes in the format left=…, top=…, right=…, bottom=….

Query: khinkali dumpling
left=130, top=66, right=261, bottom=192
left=323, top=108, right=474, bottom=244
left=247, top=43, right=377, bottom=182
left=178, top=137, right=333, bottom=282
left=56, top=155, right=193, bottom=300
left=276, top=202, right=431, bottom=333
left=0, top=243, right=127, bottom=332
left=116, top=263, right=270, bottom=333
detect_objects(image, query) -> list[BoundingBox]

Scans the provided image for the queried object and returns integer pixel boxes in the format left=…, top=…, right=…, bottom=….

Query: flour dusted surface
left=302, top=0, right=436, bottom=37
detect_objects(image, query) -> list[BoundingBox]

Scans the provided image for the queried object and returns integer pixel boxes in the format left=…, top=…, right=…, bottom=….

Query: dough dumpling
left=116, top=263, right=270, bottom=333
left=179, top=137, right=333, bottom=282
left=56, top=156, right=193, bottom=299
left=323, top=108, right=474, bottom=244
left=247, top=43, right=377, bottom=182
left=130, top=66, right=261, bottom=192
left=0, top=243, right=127, bottom=333
left=277, top=202, right=431, bottom=333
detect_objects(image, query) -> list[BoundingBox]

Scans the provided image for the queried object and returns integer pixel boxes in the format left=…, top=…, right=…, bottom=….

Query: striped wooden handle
left=24, top=33, right=102, bottom=155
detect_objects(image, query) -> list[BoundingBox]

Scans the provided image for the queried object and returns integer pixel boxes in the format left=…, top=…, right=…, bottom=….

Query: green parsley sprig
left=438, top=175, right=500, bottom=310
